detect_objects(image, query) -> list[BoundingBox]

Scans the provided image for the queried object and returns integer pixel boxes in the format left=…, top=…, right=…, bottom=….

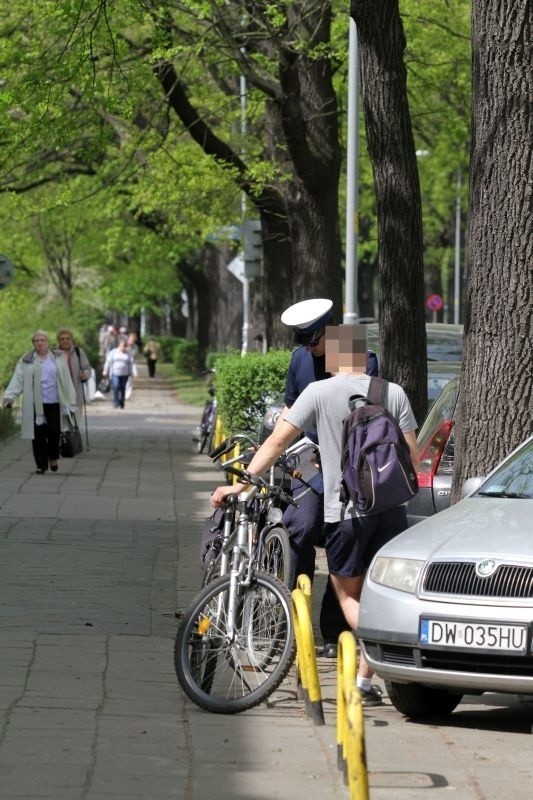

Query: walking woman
left=56, top=327, right=91, bottom=422
left=2, top=330, right=77, bottom=474
left=102, top=337, right=137, bottom=409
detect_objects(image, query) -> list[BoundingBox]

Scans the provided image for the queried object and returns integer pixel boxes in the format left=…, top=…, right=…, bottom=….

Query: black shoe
left=50, top=464, right=58, bottom=472
left=322, top=642, right=337, bottom=659
left=35, top=469, right=46, bottom=475
left=359, top=685, right=384, bottom=707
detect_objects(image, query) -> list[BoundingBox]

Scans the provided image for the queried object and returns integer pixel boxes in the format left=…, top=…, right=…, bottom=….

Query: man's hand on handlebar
left=211, top=483, right=245, bottom=508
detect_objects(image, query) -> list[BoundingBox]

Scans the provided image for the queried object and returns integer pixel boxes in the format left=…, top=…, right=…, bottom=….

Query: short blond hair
left=31, top=330, right=48, bottom=343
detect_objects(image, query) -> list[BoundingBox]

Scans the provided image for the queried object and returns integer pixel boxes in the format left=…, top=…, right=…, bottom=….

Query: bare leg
left=329, top=573, right=373, bottom=679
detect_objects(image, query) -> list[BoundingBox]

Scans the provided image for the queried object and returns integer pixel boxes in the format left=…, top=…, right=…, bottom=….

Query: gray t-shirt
left=285, top=374, right=417, bottom=522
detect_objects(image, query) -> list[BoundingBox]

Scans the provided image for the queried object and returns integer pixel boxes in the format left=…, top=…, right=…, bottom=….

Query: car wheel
left=385, top=681, right=463, bottom=718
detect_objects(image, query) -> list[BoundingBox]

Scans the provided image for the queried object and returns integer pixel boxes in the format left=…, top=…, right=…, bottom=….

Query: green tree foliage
left=0, top=1, right=471, bottom=367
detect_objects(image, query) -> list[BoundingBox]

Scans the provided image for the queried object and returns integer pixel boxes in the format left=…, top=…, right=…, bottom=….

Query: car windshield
left=476, top=439, right=533, bottom=499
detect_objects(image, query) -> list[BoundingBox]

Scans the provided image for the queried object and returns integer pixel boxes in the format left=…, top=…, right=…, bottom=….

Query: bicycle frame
left=225, top=484, right=259, bottom=638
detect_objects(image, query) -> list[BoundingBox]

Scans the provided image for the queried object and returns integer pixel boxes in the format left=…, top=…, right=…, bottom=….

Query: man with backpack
left=276, top=299, right=379, bottom=658
left=211, top=323, right=419, bottom=706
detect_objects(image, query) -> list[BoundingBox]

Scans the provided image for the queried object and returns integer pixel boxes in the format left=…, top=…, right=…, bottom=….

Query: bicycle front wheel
left=175, top=573, right=295, bottom=714
left=260, top=525, right=292, bottom=587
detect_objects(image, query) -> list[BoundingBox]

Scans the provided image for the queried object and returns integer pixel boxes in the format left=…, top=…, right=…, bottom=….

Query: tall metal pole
left=453, top=169, right=462, bottom=325
left=343, top=19, right=360, bottom=324
left=240, top=72, right=250, bottom=355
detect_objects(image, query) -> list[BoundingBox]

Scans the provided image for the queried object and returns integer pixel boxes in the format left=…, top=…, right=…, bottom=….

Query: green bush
left=172, top=338, right=199, bottom=373
left=214, top=349, right=291, bottom=436
left=154, top=336, right=176, bottom=363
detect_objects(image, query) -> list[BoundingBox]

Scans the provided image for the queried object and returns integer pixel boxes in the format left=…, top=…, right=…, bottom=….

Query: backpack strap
left=367, top=376, right=387, bottom=406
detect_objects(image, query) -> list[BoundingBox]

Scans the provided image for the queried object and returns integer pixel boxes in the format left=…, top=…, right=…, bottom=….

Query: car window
left=476, top=440, right=533, bottom=499
left=427, top=364, right=461, bottom=407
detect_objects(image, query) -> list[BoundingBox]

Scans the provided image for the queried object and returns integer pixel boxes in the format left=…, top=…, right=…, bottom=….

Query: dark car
left=366, top=322, right=463, bottom=363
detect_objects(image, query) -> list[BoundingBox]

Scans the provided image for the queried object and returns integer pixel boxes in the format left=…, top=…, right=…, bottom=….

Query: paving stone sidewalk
left=0, top=369, right=344, bottom=800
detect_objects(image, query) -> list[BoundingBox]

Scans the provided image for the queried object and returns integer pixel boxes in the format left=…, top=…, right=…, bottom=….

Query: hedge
left=214, top=349, right=291, bottom=437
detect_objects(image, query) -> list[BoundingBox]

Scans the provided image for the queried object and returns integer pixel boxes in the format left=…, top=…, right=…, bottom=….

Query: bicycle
left=201, top=433, right=298, bottom=588
left=175, top=457, right=298, bottom=714
left=192, top=369, right=217, bottom=454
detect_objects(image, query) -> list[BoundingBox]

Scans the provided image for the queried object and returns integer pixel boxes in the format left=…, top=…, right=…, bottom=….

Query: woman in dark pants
left=2, top=330, right=77, bottom=474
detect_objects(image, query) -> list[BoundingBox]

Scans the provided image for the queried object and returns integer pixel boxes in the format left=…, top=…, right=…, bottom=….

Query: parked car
left=365, top=322, right=463, bottom=363
left=258, top=324, right=463, bottom=444
left=358, top=434, right=533, bottom=718
left=407, top=375, right=459, bottom=524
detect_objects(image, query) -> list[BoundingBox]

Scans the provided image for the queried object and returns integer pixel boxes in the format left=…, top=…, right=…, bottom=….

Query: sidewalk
left=0, top=367, right=346, bottom=800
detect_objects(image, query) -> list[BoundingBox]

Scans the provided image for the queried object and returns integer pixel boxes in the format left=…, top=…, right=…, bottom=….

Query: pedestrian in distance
left=212, top=323, right=419, bottom=706
left=2, top=330, right=77, bottom=474
left=55, top=328, right=92, bottom=423
left=143, top=337, right=162, bottom=378
left=102, top=337, right=137, bottom=409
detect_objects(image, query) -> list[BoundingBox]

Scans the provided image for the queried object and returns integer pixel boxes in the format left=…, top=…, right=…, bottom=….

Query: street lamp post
left=343, top=18, right=360, bottom=324
left=453, top=169, right=462, bottom=325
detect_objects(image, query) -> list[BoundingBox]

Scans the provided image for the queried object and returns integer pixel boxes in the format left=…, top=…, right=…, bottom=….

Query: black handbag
left=98, top=377, right=110, bottom=393
left=60, top=424, right=84, bottom=458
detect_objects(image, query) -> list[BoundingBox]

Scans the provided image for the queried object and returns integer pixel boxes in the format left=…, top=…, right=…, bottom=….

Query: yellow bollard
left=337, top=631, right=368, bottom=799
left=296, top=573, right=313, bottom=615
left=212, top=413, right=226, bottom=450
left=291, top=581, right=325, bottom=725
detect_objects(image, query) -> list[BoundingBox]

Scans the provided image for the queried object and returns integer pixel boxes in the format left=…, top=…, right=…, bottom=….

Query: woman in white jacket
left=2, top=330, right=77, bottom=474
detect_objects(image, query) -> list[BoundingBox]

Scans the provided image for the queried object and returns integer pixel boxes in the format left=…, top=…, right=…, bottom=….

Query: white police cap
left=280, top=298, right=333, bottom=331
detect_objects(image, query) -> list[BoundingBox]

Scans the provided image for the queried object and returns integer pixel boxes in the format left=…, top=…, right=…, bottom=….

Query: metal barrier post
left=337, top=631, right=368, bottom=799
left=291, top=575, right=324, bottom=725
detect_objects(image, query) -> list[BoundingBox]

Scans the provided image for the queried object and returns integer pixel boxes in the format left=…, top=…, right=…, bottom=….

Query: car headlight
left=369, top=557, right=425, bottom=593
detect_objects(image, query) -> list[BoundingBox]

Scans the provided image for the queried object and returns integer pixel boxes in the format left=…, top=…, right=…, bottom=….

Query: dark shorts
left=323, top=507, right=408, bottom=578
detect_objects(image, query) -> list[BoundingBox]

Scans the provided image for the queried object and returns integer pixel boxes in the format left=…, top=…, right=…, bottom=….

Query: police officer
left=275, top=299, right=378, bottom=657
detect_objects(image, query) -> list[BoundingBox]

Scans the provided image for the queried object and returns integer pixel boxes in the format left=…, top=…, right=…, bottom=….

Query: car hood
left=377, top=497, right=532, bottom=562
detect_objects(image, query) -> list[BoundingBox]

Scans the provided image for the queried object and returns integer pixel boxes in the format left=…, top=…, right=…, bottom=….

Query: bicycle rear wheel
left=175, top=572, right=295, bottom=714
left=259, top=525, right=292, bottom=587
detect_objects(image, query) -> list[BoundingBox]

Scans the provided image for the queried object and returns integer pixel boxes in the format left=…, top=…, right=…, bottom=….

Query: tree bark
left=351, top=0, right=428, bottom=425
left=452, top=0, right=531, bottom=498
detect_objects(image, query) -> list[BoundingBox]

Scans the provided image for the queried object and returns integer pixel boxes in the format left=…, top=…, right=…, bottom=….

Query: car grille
left=423, top=561, right=533, bottom=598
left=362, top=641, right=533, bottom=676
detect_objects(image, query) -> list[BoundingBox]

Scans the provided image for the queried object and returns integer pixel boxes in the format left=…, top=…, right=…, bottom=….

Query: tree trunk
left=452, top=0, right=531, bottom=499
left=276, top=7, right=343, bottom=318
left=351, top=0, right=428, bottom=426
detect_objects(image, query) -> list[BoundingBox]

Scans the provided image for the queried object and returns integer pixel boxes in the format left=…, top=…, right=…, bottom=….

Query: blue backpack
left=340, top=377, right=418, bottom=515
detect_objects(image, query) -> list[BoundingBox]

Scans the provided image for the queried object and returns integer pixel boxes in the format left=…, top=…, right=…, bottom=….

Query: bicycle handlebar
left=208, top=433, right=259, bottom=461
left=221, top=465, right=298, bottom=508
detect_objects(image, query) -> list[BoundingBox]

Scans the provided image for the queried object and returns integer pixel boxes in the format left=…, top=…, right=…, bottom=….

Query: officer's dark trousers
left=282, top=474, right=349, bottom=643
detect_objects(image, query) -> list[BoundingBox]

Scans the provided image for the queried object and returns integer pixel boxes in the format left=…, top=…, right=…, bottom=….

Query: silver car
left=359, top=434, right=533, bottom=718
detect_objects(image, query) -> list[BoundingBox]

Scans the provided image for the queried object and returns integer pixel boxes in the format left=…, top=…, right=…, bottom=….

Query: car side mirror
left=461, top=477, right=484, bottom=498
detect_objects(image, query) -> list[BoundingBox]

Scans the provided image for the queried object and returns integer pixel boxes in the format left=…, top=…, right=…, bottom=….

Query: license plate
left=420, top=618, right=528, bottom=653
